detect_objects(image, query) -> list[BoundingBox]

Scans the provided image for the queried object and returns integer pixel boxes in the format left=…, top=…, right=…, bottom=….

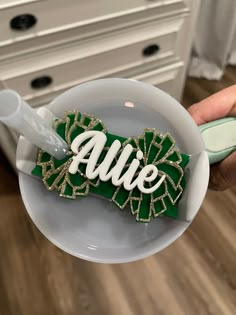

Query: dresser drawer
left=133, top=61, right=184, bottom=95
left=4, top=33, right=176, bottom=98
left=21, top=59, right=183, bottom=107
left=0, top=0, right=160, bottom=42
left=0, top=0, right=188, bottom=60
left=1, top=16, right=184, bottom=100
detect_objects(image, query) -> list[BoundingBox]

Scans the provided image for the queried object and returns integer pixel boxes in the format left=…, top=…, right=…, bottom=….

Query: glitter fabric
left=32, top=111, right=190, bottom=222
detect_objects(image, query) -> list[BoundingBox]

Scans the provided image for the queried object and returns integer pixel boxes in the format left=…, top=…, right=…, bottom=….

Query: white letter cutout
left=69, top=131, right=166, bottom=194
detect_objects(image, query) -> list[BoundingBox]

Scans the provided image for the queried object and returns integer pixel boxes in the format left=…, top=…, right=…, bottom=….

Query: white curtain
left=189, top=0, right=236, bottom=80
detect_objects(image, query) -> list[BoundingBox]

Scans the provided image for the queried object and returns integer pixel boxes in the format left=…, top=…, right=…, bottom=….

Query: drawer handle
left=142, top=44, right=160, bottom=57
left=10, top=14, right=37, bottom=31
left=31, top=76, right=53, bottom=89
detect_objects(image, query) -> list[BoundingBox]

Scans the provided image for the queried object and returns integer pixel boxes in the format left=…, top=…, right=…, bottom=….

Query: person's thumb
left=209, top=151, right=236, bottom=190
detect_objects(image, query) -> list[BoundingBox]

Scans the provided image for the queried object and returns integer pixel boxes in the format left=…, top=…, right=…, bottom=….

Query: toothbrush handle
left=198, top=117, right=236, bottom=165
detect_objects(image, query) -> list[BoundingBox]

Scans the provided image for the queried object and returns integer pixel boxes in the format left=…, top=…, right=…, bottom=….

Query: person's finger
left=188, top=85, right=236, bottom=125
left=209, top=151, right=236, bottom=190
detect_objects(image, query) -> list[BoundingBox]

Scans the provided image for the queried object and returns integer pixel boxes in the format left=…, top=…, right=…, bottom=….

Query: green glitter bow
left=32, top=111, right=189, bottom=222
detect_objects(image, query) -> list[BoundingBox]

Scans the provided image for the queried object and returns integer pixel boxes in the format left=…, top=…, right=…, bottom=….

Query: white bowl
left=18, top=79, right=209, bottom=263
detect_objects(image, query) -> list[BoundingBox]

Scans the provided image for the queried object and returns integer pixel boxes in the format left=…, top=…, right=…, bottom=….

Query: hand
left=188, top=85, right=236, bottom=190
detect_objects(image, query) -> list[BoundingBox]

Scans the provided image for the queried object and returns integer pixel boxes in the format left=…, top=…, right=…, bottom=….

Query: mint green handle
left=198, top=117, right=236, bottom=165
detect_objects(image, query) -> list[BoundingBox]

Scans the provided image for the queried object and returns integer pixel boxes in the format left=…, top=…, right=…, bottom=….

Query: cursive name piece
left=69, top=131, right=165, bottom=194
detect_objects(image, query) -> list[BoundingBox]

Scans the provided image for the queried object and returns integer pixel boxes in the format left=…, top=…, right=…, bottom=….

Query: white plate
left=18, top=79, right=209, bottom=263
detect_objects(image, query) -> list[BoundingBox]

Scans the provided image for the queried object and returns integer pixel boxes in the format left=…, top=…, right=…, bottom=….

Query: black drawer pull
left=10, top=14, right=37, bottom=31
left=31, top=76, right=53, bottom=89
left=142, top=44, right=160, bottom=57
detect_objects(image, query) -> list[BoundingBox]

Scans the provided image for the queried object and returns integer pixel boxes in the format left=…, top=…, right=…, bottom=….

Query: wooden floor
left=0, top=67, right=236, bottom=315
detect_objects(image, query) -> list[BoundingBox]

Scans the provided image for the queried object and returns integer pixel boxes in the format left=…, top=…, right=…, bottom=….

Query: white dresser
left=0, top=0, right=200, bottom=166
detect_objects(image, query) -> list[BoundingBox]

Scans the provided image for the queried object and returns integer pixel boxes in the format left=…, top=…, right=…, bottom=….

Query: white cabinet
left=0, top=0, right=201, bottom=166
